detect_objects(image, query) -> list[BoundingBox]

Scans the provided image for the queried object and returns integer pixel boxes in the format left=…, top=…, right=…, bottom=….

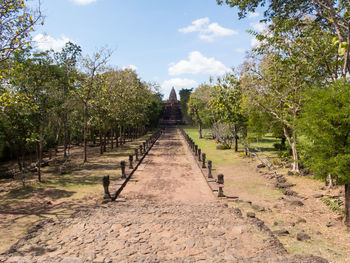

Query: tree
left=209, top=72, right=247, bottom=152
left=0, top=90, right=37, bottom=172
left=239, top=17, right=339, bottom=173
left=179, top=88, right=193, bottom=123
left=188, top=84, right=213, bottom=138
left=54, top=42, right=82, bottom=160
left=217, top=0, right=350, bottom=76
left=0, top=0, right=43, bottom=64
left=78, top=47, right=112, bottom=163
left=299, top=79, right=350, bottom=226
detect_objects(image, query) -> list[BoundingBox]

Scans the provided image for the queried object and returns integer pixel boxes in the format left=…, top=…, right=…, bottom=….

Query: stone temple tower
left=161, top=87, right=183, bottom=125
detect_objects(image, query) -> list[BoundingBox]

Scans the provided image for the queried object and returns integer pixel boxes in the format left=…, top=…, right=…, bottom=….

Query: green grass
left=247, top=134, right=281, bottom=157
left=183, top=126, right=241, bottom=165
left=320, top=196, right=344, bottom=214
left=183, top=126, right=281, bottom=164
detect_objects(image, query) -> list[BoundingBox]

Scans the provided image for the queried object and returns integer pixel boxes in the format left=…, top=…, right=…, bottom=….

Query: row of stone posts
left=180, top=128, right=224, bottom=198
left=103, top=129, right=162, bottom=200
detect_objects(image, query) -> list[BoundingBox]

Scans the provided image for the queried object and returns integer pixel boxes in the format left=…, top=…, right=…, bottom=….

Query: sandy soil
left=121, top=128, right=215, bottom=203
left=0, top=128, right=327, bottom=262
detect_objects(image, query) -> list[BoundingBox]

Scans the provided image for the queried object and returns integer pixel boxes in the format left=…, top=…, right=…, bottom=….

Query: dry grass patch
left=0, top=133, right=152, bottom=253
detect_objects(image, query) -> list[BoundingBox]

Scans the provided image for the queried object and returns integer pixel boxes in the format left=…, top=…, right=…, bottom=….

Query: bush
left=273, top=143, right=286, bottom=151
left=216, top=144, right=231, bottom=150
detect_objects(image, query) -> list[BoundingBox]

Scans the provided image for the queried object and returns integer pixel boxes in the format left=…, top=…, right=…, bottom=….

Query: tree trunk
left=115, top=124, right=119, bottom=148
left=234, top=124, right=238, bottom=152
left=100, top=126, right=103, bottom=155
left=242, top=127, right=248, bottom=156
left=119, top=126, right=123, bottom=145
left=37, top=142, right=41, bottom=182
left=283, top=125, right=299, bottom=173
left=83, top=103, right=88, bottom=163
left=92, top=127, right=96, bottom=145
left=199, top=122, right=203, bottom=139
left=110, top=127, right=114, bottom=150
left=345, top=184, right=350, bottom=227
left=63, top=112, right=68, bottom=160
left=103, top=127, right=107, bottom=152
left=17, top=154, right=22, bottom=172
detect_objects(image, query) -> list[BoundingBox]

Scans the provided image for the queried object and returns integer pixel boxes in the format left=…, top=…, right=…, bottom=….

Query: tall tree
left=217, top=0, right=350, bottom=76
left=188, top=84, right=213, bottom=138
left=209, top=72, right=247, bottom=152
left=78, top=47, right=112, bottom=163
left=54, top=42, right=82, bottom=160
left=179, top=88, right=193, bottom=124
left=0, top=0, right=42, bottom=63
left=299, top=79, right=350, bottom=226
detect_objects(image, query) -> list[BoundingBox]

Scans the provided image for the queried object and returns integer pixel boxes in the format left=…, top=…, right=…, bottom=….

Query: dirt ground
left=215, top=152, right=350, bottom=262
left=0, top=128, right=328, bottom=262
left=0, top=135, right=149, bottom=254
left=121, top=128, right=215, bottom=203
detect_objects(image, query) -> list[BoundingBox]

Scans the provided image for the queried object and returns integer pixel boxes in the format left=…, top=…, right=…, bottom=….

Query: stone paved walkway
left=1, top=128, right=327, bottom=262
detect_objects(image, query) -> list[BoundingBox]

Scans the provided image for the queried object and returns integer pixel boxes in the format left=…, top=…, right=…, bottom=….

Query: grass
left=183, top=126, right=241, bottom=165
left=183, top=125, right=283, bottom=201
left=0, top=132, right=153, bottom=253
left=247, top=135, right=281, bottom=157
left=320, top=196, right=344, bottom=214
left=182, top=125, right=350, bottom=262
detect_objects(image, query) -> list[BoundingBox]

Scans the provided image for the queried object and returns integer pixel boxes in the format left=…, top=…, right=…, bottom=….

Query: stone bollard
left=143, top=142, right=146, bottom=153
left=202, top=153, right=206, bottom=168
left=129, top=154, right=133, bottom=169
left=208, top=160, right=213, bottom=178
left=198, top=148, right=202, bottom=161
left=217, top=173, right=224, bottom=197
left=120, top=161, right=126, bottom=178
left=102, top=175, right=111, bottom=199
left=140, top=145, right=143, bottom=155
left=135, top=148, right=139, bottom=161
left=194, top=145, right=198, bottom=156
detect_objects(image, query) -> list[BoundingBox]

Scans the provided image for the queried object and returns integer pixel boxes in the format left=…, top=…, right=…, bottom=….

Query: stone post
left=134, top=148, right=139, bottom=161
left=217, top=173, right=224, bottom=197
left=102, top=175, right=111, bottom=199
left=198, top=148, right=202, bottom=161
left=202, top=153, right=206, bottom=168
left=120, top=161, right=126, bottom=178
left=208, top=160, right=213, bottom=178
left=194, top=145, right=198, bottom=156
left=143, top=142, right=146, bottom=153
left=129, top=154, right=133, bottom=169
left=140, top=145, right=143, bottom=155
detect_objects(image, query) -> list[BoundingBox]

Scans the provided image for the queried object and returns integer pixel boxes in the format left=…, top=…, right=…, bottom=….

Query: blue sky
left=32, top=0, right=266, bottom=98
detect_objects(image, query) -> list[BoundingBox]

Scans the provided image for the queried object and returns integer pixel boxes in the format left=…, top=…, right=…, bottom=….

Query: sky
left=31, top=0, right=266, bottom=98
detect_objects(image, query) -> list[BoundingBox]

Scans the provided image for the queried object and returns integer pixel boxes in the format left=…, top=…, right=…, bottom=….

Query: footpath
left=1, top=128, right=327, bottom=262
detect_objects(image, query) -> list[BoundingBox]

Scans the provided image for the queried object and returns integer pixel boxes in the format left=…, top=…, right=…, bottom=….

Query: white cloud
left=250, top=21, right=271, bottom=47
left=122, top=65, right=138, bottom=71
left=71, top=0, right=97, bottom=5
left=179, top=17, right=238, bottom=42
left=251, top=21, right=269, bottom=33
left=251, top=38, right=260, bottom=48
left=33, top=34, right=72, bottom=52
left=248, top=12, right=259, bottom=18
left=169, top=51, right=230, bottom=76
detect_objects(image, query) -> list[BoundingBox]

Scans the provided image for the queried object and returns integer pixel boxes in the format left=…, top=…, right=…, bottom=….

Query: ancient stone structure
left=161, top=87, right=183, bottom=125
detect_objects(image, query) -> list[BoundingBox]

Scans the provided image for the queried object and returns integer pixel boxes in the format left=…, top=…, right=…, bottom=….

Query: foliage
left=179, top=88, right=193, bottom=123
left=299, top=79, right=350, bottom=184
left=0, top=0, right=43, bottom=64
left=320, top=196, right=344, bottom=214
left=187, top=84, right=213, bottom=127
